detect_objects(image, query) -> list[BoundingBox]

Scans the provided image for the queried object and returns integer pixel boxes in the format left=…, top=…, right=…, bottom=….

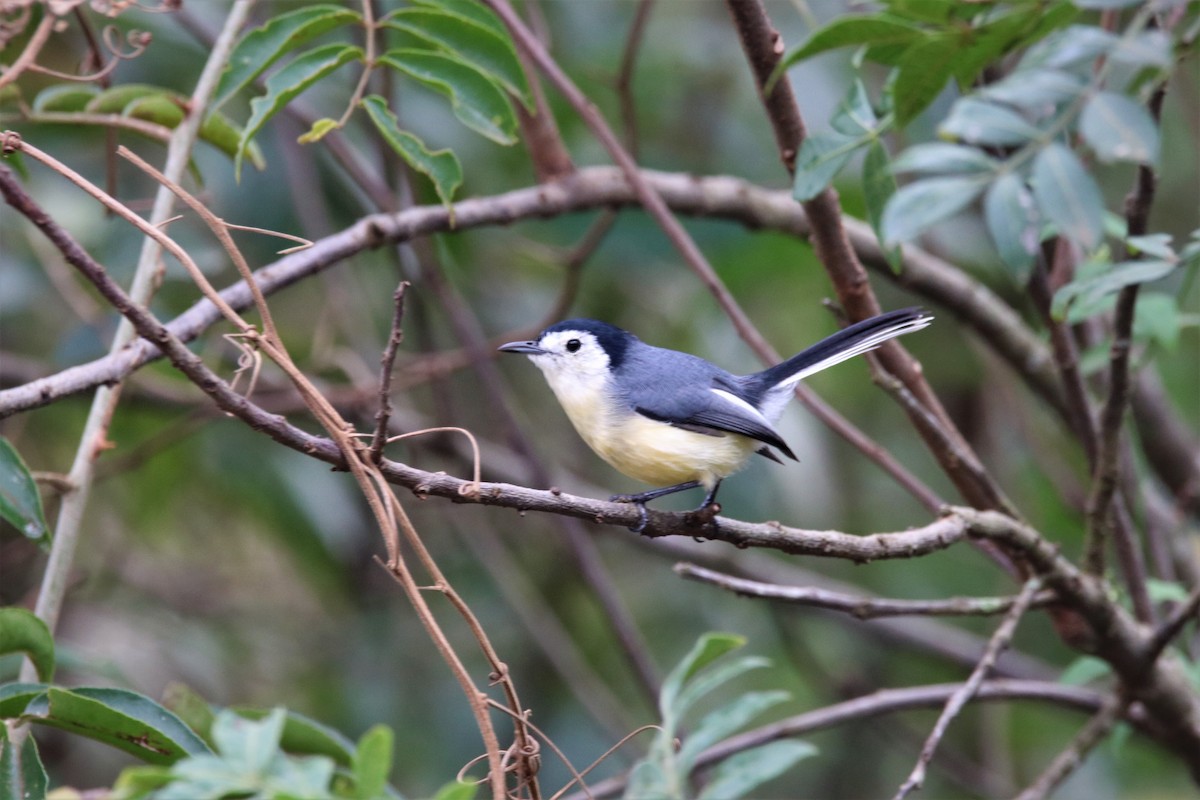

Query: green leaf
left=236, top=43, right=364, bottom=176
left=774, top=14, right=925, bottom=78
left=0, top=438, right=48, bottom=546
left=0, top=684, right=47, bottom=719
left=881, top=175, right=988, bottom=246
left=1111, top=30, right=1172, bottom=69
left=378, top=48, right=517, bottom=144
left=413, top=0, right=508, bottom=39
left=830, top=79, right=878, bottom=136
left=980, top=68, right=1085, bottom=110
left=361, top=94, right=462, bottom=207
left=1134, top=294, right=1181, bottom=350
left=1125, top=233, right=1175, bottom=260
left=32, top=84, right=99, bottom=112
left=111, top=764, right=175, bottom=798
left=893, top=34, right=959, bottom=124
left=0, top=608, right=54, bottom=682
left=123, top=94, right=186, bottom=128
left=939, top=98, right=1041, bottom=146
left=352, top=725, right=393, bottom=800
left=199, top=110, right=266, bottom=171
left=1079, top=91, right=1159, bottom=164
left=890, top=143, right=999, bottom=176
left=161, top=682, right=216, bottom=747
left=21, top=687, right=211, bottom=765
left=215, top=4, right=362, bottom=108
left=383, top=8, right=530, bottom=108
left=1059, top=655, right=1111, bottom=685
left=679, top=690, right=791, bottom=774
left=659, top=633, right=746, bottom=717
left=235, top=707, right=355, bottom=766
left=1032, top=143, right=1104, bottom=250
left=212, top=708, right=285, bottom=774
left=431, top=780, right=477, bottom=800
left=673, top=656, right=771, bottom=724
left=84, top=84, right=165, bottom=114
left=863, top=140, right=902, bottom=272
left=298, top=116, right=340, bottom=144
left=984, top=173, right=1039, bottom=282
left=696, top=740, right=817, bottom=800
left=0, top=730, right=47, bottom=800
left=1022, top=25, right=1117, bottom=70
left=792, top=131, right=861, bottom=202
left=1146, top=578, right=1192, bottom=605
left=1052, top=259, right=1177, bottom=320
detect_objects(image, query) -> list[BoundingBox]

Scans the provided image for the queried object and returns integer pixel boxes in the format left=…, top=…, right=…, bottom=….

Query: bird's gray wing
left=616, top=345, right=797, bottom=460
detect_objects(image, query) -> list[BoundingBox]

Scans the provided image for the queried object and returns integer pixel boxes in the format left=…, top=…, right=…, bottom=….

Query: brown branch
left=1014, top=692, right=1131, bottom=800
left=1145, top=586, right=1200, bottom=666
left=675, top=562, right=1057, bottom=618
left=370, top=280, right=410, bottom=463
left=893, top=578, right=1043, bottom=799
left=3, top=166, right=1195, bottom=507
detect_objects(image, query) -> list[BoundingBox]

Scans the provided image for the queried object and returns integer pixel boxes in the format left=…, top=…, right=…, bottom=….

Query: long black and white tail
left=753, top=307, right=933, bottom=392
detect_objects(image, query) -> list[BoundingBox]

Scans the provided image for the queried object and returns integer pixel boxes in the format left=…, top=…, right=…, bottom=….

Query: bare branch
left=893, top=578, right=1043, bottom=799
left=370, top=281, right=410, bottom=463
left=675, top=562, right=1057, bottom=618
left=1014, top=692, right=1130, bottom=800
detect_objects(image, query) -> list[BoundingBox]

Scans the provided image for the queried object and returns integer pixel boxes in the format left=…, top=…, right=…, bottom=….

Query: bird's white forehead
left=530, top=330, right=612, bottom=385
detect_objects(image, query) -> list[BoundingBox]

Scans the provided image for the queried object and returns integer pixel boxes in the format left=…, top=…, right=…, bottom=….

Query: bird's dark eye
left=566, top=338, right=582, bottom=353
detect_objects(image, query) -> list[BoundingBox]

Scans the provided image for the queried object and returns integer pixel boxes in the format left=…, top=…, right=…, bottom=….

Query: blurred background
left=1, top=1, right=1197, bottom=797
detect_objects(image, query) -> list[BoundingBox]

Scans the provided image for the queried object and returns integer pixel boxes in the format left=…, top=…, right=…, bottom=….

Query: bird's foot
left=609, top=493, right=650, bottom=533
left=685, top=501, right=721, bottom=540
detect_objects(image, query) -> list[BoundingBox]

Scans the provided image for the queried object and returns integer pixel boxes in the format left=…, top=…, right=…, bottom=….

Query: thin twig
left=614, top=0, right=655, bottom=157
left=675, top=562, right=1056, bottom=618
left=1144, top=586, right=1200, bottom=665
left=1013, top=692, right=1131, bottom=800
left=370, top=280, right=410, bottom=463
left=892, top=578, right=1043, bottom=800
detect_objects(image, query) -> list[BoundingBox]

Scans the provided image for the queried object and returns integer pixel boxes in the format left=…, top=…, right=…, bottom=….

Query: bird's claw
left=610, top=494, right=650, bottom=533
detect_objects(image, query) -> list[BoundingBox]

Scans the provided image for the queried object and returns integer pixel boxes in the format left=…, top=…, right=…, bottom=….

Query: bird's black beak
left=498, top=340, right=547, bottom=355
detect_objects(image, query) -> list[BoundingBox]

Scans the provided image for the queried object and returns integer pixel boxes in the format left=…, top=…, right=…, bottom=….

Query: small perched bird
left=499, top=307, right=932, bottom=526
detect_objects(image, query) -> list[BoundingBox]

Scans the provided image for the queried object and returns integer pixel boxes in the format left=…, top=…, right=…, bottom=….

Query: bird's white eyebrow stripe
left=710, top=388, right=772, bottom=426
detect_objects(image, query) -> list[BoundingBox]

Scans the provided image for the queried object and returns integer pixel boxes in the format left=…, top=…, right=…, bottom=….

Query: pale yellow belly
left=588, top=413, right=757, bottom=489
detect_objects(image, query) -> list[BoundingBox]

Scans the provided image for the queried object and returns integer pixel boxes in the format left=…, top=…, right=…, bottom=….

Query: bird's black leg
left=610, top=480, right=703, bottom=533
left=697, top=480, right=722, bottom=511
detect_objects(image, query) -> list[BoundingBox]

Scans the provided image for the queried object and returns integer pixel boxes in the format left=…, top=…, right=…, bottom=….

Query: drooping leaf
left=863, top=140, right=902, bottom=272
left=161, top=682, right=216, bottom=747
left=1052, top=259, right=1177, bottom=320
left=980, top=68, right=1085, bottom=111
left=361, top=95, right=462, bottom=207
left=413, top=0, right=509, bottom=39
left=1125, top=233, right=1175, bottom=260
left=352, top=724, right=394, bottom=799
left=21, top=687, right=211, bottom=765
left=1020, top=24, right=1117, bottom=70
left=236, top=43, right=364, bottom=176
left=792, top=131, right=861, bottom=201
left=939, top=98, right=1041, bottom=146
left=32, top=84, right=99, bottom=112
left=1032, top=143, right=1105, bottom=250
left=1111, top=30, right=1173, bottom=69
left=678, top=690, right=791, bottom=774
left=881, top=175, right=988, bottom=246
left=298, top=116, right=340, bottom=144
left=890, top=142, right=999, bottom=176
left=382, top=7, right=530, bottom=108
left=984, top=172, right=1039, bottom=282
left=200, top=111, right=266, bottom=170
left=696, top=740, right=818, bottom=800
left=378, top=48, right=517, bottom=144
left=211, top=707, right=285, bottom=774
left=215, top=4, right=362, bottom=108
left=0, top=608, right=54, bottom=682
left=1079, top=91, right=1159, bottom=164
left=0, top=438, right=48, bottom=546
